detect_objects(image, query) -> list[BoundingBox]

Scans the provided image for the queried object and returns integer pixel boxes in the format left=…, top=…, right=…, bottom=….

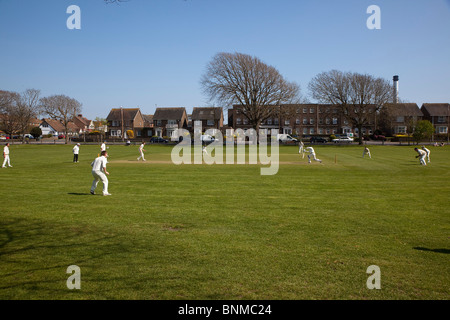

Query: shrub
left=30, top=127, right=42, bottom=138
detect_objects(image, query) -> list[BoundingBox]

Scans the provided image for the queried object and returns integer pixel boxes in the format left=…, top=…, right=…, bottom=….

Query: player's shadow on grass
left=68, top=192, right=92, bottom=196
left=413, top=247, right=450, bottom=254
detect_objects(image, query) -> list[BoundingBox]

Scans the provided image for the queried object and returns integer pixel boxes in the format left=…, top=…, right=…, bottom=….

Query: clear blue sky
left=1, top=0, right=449, bottom=122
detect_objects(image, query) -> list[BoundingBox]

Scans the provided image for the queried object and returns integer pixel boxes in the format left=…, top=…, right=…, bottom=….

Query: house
left=73, top=114, right=94, bottom=133
left=153, top=107, right=188, bottom=138
left=383, top=103, right=423, bottom=135
left=420, top=103, right=450, bottom=136
left=191, top=107, right=223, bottom=136
left=142, top=114, right=154, bottom=137
left=106, top=108, right=145, bottom=139
left=40, top=118, right=79, bottom=137
left=229, top=104, right=344, bottom=136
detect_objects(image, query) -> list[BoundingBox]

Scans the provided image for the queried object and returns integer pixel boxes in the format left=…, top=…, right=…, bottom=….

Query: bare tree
left=201, top=52, right=300, bottom=132
left=0, top=90, right=21, bottom=138
left=40, top=95, right=82, bottom=144
left=309, top=70, right=392, bottom=144
left=15, top=89, right=41, bottom=143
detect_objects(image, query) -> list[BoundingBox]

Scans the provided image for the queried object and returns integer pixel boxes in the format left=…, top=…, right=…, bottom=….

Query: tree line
left=201, top=52, right=435, bottom=144
left=0, top=90, right=82, bottom=144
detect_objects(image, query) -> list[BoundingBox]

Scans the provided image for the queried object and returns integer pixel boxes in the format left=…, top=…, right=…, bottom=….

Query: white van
left=276, top=134, right=299, bottom=143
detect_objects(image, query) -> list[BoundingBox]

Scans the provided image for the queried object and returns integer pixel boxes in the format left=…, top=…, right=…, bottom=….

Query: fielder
left=414, top=147, right=427, bottom=166
left=73, top=143, right=80, bottom=163
left=2, top=143, right=12, bottom=168
left=298, top=141, right=305, bottom=158
left=363, top=147, right=371, bottom=158
left=137, top=142, right=146, bottom=161
left=305, top=146, right=322, bottom=163
left=101, top=141, right=107, bottom=152
left=421, top=145, right=430, bottom=163
left=90, top=150, right=111, bottom=196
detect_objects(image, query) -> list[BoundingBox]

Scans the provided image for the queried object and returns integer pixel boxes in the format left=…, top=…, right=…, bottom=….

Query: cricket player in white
left=101, top=141, right=106, bottom=152
left=299, top=141, right=305, bottom=158
left=421, top=145, right=430, bottom=163
left=137, top=142, right=146, bottom=161
left=73, top=143, right=80, bottom=163
left=363, top=147, right=371, bottom=158
left=90, top=151, right=111, bottom=196
left=414, top=147, right=427, bottom=166
left=305, top=146, right=322, bottom=163
left=2, top=143, right=12, bottom=168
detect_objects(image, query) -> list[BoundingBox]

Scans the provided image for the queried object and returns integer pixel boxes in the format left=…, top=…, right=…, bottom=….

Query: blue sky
left=0, top=0, right=449, bottom=122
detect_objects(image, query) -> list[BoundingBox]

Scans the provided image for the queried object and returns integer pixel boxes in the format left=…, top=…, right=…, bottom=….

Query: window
left=310, top=108, right=315, bottom=114
left=112, top=120, right=119, bottom=127
left=310, top=128, right=314, bottom=134
left=303, top=128, right=308, bottom=135
left=303, top=108, right=307, bottom=113
left=438, top=126, right=448, bottom=134
left=438, top=116, right=446, bottom=123
left=396, top=116, right=404, bottom=122
left=332, top=118, right=338, bottom=125
left=397, top=126, right=407, bottom=134
left=243, top=118, right=248, bottom=125
left=285, top=120, right=290, bottom=125
left=310, top=118, right=314, bottom=125
left=136, top=130, right=141, bottom=137
left=274, top=119, right=279, bottom=125
left=319, top=118, right=323, bottom=124
left=326, top=118, right=331, bottom=125
left=157, top=120, right=162, bottom=126
left=319, top=128, right=324, bottom=134
left=326, top=129, right=331, bottom=134
left=236, top=118, right=242, bottom=125
left=343, top=119, right=348, bottom=125
left=303, top=118, right=308, bottom=125
left=296, top=108, right=300, bottom=114
left=207, top=120, right=214, bottom=126
left=267, top=119, right=272, bottom=125
left=296, top=118, right=300, bottom=125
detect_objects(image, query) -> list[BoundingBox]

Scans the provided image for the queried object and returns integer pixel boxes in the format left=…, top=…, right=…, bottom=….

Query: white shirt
left=101, top=143, right=106, bottom=151
left=73, top=145, right=79, bottom=154
left=416, top=149, right=426, bottom=157
left=305, top=147, right=315, bottom=154
left=91, top=156, right=107, bottom=171
left=139, top=144, right=144, bottom=152
left=3, top=146, right=9, bottom=155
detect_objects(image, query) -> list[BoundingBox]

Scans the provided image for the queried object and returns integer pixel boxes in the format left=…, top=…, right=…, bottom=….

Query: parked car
left=201, top=134, right=217, bottom=143
left=371, top=134, right=386, bottom=141
left=277, top=134, right=298, bottom=143
left=24, top=134, right=34, bottom=139
left=150, top=136, right=168, bottom=144
left=310, top=136, right=327, bottom=143
left=0, top=136, right=6, bottom=140
left=58, top=134, right=65, bottom=139
left=332, top=136, right=354, bottom=143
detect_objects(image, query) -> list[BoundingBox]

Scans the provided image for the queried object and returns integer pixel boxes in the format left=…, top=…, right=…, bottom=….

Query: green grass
left=0, top=143, right=449, bottom=299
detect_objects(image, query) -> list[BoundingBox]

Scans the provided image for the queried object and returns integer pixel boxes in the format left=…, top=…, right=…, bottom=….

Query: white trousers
left=419, top=155, right=427, bottom=166
left=308, top=153, right=321, bottom=163
left=137, top=151, right=145, bottom=161
left=363, top=151, right=371, bottom=158
left=91, top=170, right=109, bottom=194
left=2, top=155, right=10, bottom=167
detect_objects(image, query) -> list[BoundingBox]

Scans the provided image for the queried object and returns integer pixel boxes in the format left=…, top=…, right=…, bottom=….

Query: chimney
left=393, top=75, right=399, bottom=104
